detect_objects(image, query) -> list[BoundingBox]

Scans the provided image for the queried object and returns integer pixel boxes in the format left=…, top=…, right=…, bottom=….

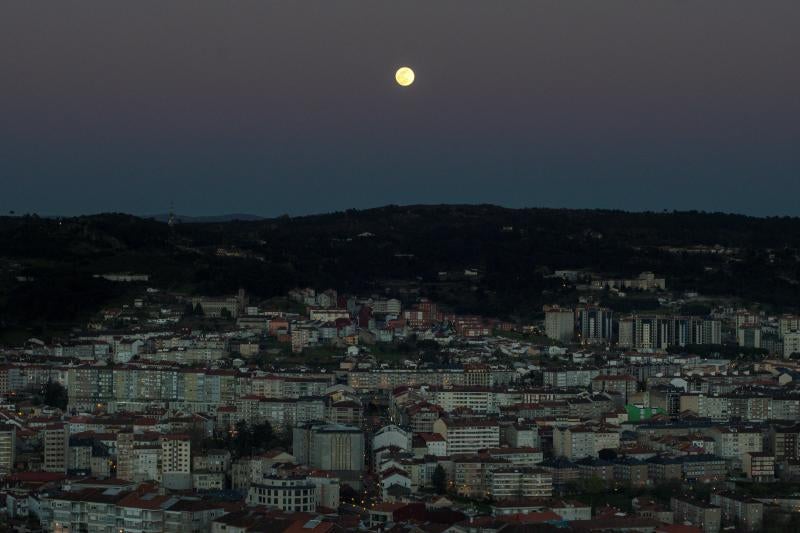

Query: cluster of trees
left=198, top=420, right=289, bottom=459
left=31, top=381, right=69, bottom=410
left=432, top=464, right=447, bottom=494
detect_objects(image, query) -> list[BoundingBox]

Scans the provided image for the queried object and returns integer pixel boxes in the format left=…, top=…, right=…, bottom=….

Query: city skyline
left=4, top=3, right=800, bottom=530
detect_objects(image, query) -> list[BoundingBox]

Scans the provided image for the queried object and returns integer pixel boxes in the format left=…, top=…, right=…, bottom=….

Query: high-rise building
left=0, top=424, right=15, bottom=474
left=42, top=424, right=68, bottom=473
left=544, top=306, right=574, bottom=342
left=619, top=315, right=721, bottom=349
left=618, top=318, right=634, bottom=348
left=698, top=318, right=723, bottom=345
left=779, top=315, right=800, bottom=339
left=293, top=423, right=365, bottom=482
left=575, top=306, right=613, bottom=344
left=116, top=431, right=134, bottom=481
left=737, top=325, right=762, bottom=349
left=161, top=434, right=192, bottom=490
left=783, top=331, right=800, bottom=358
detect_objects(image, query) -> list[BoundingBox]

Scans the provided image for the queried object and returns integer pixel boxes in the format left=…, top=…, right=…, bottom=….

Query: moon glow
left=395, top=67, right=415, bottom=87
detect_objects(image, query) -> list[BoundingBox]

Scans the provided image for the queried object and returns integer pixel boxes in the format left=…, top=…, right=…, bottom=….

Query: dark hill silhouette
left=1, top=205, right=799, bottom=335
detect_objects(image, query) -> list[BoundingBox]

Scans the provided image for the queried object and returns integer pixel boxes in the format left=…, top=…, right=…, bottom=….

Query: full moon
left=395, top=67, right=415, bottom=87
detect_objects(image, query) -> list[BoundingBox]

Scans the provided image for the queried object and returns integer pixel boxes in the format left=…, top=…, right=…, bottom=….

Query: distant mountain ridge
left=146, top=213, right=265, bottom=223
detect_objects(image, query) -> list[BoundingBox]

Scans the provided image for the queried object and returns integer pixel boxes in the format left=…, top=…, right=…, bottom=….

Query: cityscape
left=3, top=1, right=800, bottom=532
left=3, top=237, right=800, bottom=533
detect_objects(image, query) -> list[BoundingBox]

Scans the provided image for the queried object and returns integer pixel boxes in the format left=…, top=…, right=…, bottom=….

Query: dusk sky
left=2, top=1, right=799, bottom=217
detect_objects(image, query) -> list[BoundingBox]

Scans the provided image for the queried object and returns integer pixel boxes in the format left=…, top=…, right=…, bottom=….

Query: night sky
left=2, top=1, right=799, bottom=217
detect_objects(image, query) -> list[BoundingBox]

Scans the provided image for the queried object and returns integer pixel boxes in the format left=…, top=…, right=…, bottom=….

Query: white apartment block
left=784, top=331, right=800, bottom=358
left=543, top=369, right=600, bottom=388
left=553, top=425, right=620, bottom=460
left=545, top=307, right=575, bottom=342
left=779, top=315, right=800, bottom=339
left=487, top=467, right=552, bottom=499
left=433, top=418, right=500, bottom=455
left=0, top=425, right=15, bottom=474
left=709, top=427, right=762, bottom=460
left=432, top=388, right=497, bottom=414
left=161, top=435, right=191, bottom=489
left=42, top=425, right=68, bottom=473
left=247, top=475, right=317, bottom=512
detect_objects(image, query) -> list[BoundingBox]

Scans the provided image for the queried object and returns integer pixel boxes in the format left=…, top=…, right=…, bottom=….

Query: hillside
left=2, top=205, right=800, bottom=337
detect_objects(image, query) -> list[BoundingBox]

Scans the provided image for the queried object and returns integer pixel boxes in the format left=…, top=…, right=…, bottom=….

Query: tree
left=598, top=449, right=618, bottom=461
left=220, top=307, right=232, bottom=320
left=579, top=475, right=606, bottom=511
left=42, top=380, right=68, bottom=410
left=229, top=420, right=277, bottom=458
left=193, top=303, right=204, bottom=316
left=251, top=421, right=275, bottom=448
left=432, top=464, right=447, bottom=494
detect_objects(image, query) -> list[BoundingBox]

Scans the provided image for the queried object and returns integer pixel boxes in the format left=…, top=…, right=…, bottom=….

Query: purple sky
left=1, top=1, right=799, bottom=216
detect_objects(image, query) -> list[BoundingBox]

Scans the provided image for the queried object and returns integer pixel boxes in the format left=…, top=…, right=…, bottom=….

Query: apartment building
left=784, top=331, right=800, bottom=358
left=770, top=422, right=800, bottom=462
left=292, top=423, right=365, bottom=482
left=453, top=456, right=510, bottom=498
left=432, top=387, right=497, bottom=414
left=505, top=422, right=540, bottom=449
left=404, top=401, right=444, bottom=433
left=432, top=418, right=500, bottom=455
left=592, top=374, right=637, bottom=402
left=484, top=447, right=543, bottom=467
left=646, top=456, right=683, bottom=484
left=709, top=427, right=762, bottom=467
left=613, top=457, right=649, bottom=488
left=161, top=434, right=192, bottom=490
left=743, top=452, right=774, bottom=481
left=247, top=475, right=318, bottom=512
left=575, top=305, right=613, bottom=344
left=42, top=424, right=68, bottom=473
left=487, top=467, right=552, bottom=499
left=542, top=368, right=600, bottom=388
left=778, top=315, right=800, bottom=338
left=544, top=306, right=575, bottom=342
left=49, top=488, right=128, bottom=532
left=347, top=368, right=516, bottom=392
left=671, top=497, right=721, bottom=533
left=237, top=396, right=315, bottom=428
left=0, top=424, right=15, bottom=474
left=710, top=492, right=763, bottom=531
left=680, top=455, right=726, bottom=482
left=696, top=396, right=731, bottom=422
left=552, top=425, right=620, bottom=460
left=619, top=315, right=721, bottom=349
left=737, top=325, right=763, bottom=349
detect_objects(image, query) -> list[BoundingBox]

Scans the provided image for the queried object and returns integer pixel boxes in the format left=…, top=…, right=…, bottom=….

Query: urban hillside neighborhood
left=3, top=208, right=800, bottom=532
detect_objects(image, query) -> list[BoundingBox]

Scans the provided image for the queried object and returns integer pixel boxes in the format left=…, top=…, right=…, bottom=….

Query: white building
left=544, top=307, right=574, bottom=342
left=553, top=425, right=620, bottom=460
left=784, top=331, right=800, bottom=358
left=247, top=475, right=317, bottom=512
left=432, top=418, right=500, bottom=455
left=161, top=434, right=191, bottom=490
left=709, top=427, right=762, bottom=464
left=487, top=467, right=552, bottom=499
left=373, top=425, right=412, bottom=453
